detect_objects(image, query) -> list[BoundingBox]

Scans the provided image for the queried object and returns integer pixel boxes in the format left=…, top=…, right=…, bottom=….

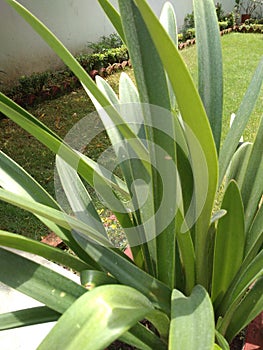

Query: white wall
left=0, top=0, right=235, bottom=86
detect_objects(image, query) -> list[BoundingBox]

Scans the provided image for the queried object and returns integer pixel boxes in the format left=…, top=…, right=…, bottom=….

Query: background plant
left=88, top=33, right=123, bottom=53
left=0, top=1, right=262, bottom=350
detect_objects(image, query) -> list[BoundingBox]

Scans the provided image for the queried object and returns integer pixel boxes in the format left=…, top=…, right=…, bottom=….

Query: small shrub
left=218, top=21, right=229, bottom=30
left=182, top=11, right=195, bottom=33
left=183, top=28, right=196, bottom=41
left=225, top=12, right=236, bottom=27
left=215, top=2, right=225, bottom=21
left=88, top=33, right=123, bottom=53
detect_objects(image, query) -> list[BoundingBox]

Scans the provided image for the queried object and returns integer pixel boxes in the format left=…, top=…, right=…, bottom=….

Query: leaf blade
left=38, top=285, right=154, bottom=350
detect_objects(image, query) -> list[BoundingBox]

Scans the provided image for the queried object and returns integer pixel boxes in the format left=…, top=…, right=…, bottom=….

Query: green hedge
left=2, top=45, right=129, bottom=108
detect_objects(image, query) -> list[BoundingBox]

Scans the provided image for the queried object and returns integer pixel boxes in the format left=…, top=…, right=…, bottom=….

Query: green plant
left=216, top=2, right=225, bottom=21
left=88, top=33, right=123, bottom=53
left=182, top=11, right=195, bottom=33
left=225, top=12, right=236, bottom=27
left=0, top=1, right=262, bottom=350
left=218, top=21, right=229, bottom=30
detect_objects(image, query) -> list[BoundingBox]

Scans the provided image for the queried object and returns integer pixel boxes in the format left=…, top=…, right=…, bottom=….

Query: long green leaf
left=218, top=250, right=263, bottom=327
left=215, top=331, right=230, bottom=350
left=160, top=1, right=178, bottom=110
left=244, top=204, right=263, bottom=260
left=55, top=156, right=107, bottom=238
left=241, top=116, right=263, bottom=232
left=219, top=57, right=263, bottom=185
left=0, top=151, right=100, bottom=268
left=133, top=0, right=218, bottom=288
left=97, top=0, right=126, bottom=43
left=72, top=232, right=171, bottom=315
left=0, top=189, right=111, bottom=247
left=0, top=231, right=89, bottom=272
left=169, top=285, right=215, bottom=350
left=38, top=285, right=154, bottom=350
left=211, top=181, right=245, bottom=309
left=119, top=322, right=167, bottom=350
left=194, top=0, right=223, bottom=152
left=119, top=0, right=177, bottom=286
left=225, top=276, right=263, bottom=341
left=0, top=248, right=86, bottom=314
left=0, top=307, right=59, bottom=331
left=0, top=95, right=128, bottom=197
left=225, top=142, right=252, bottom=187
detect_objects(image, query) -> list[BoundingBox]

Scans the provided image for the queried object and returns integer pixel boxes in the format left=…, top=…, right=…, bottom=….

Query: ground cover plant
left=0, top=0, right=262, bottom=349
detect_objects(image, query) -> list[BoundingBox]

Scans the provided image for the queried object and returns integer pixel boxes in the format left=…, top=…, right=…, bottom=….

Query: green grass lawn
left=0, top=33, right=262, bottom=239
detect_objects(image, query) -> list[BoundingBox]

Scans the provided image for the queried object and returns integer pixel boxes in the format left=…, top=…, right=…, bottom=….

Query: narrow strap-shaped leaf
left=119, top=0, right=176, bottom=285
left=119, top=322, right=167, bottom=350
left=146, top=309, right=169, bottom=341
left=97, top=0, right=126, bottom=43
left=119, top=0, right=170, bottom=109
left=169, top=285, right=215, bottom=350
left=160, top=2, right=178, bottom=110
left=219, top=57, right=263, bottom=185
left=211, top=181, right=245, bottom=309
left=56, top=156, right=107, bottom=238
left=0, top=188, right=111, bottom=246
left=133, top=0, right=218, bottom=288
left=80, top=270, right=118, bottom=289
left=72, top=232, right=171, bottom=315
left=0, top=231, right=90, bottom=272
left=0, top=95, right=129, bottom=196
left=218, top=250, right=263, bottom=318
left=119, top=73, right=145, bottom=139
left=215, top=330, right=230, bottom=350
left=225, top=142, right=252, bottom=187
left=244, top=204, right=263, bottom=259
left=176, top=211, right=196, bottom=295
left=194, top=0, right=223, bottom=153
left=0, top=306, right=59, bottom=331
left=225, top=276, right=263, bottom=341
left=0, top=151, right=101, bottom=269
left=241, top=116, right=263, bottom=232
left=37, top=285, right=154, bottom=350
left=0, top=248, right=86, bottom=314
